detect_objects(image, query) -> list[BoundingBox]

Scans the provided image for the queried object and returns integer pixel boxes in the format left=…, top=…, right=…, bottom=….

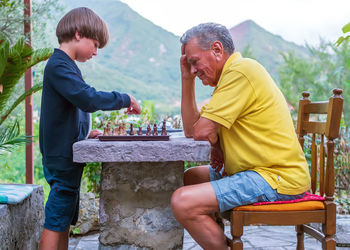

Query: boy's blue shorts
left=43, top=164, right=84, bottom=232
left=209, top=167, right=305, bottom=212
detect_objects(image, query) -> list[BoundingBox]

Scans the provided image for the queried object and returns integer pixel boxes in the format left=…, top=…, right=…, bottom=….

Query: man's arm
left=193, top=117, right=220, bottom=145
left=180, top=45, right=200, bottom=137
left=194, top=117, right=225, bottom=174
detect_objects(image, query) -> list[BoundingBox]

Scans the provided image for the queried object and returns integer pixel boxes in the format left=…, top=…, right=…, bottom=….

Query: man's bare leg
left=184, top=165, right=211, bottom=185
left=172, top=167, right=227, bottom=250
left=40, top=228, right=69, bottom=250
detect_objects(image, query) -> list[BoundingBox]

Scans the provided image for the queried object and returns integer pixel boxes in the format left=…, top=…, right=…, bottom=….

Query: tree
left=278, top=40, right=350, bottom=125
left=0, top=0, right=63, bottom=47
left=241, top=44, right=256, bottom=60
left=0, top=36, right=52, bottom=154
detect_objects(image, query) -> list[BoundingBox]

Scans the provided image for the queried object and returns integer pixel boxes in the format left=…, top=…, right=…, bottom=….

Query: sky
left=120, top=0, right=349, bottom=46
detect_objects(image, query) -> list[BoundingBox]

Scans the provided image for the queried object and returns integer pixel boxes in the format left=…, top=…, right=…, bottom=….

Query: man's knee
left=171, top=187, right=194, bottom=220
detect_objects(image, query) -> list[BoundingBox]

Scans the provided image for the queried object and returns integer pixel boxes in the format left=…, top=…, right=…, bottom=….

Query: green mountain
left=229, top=20, right=309, bottom=79
left=58, top=1, right=309, bottom=114
left=61, top=0, right=191, bottom=114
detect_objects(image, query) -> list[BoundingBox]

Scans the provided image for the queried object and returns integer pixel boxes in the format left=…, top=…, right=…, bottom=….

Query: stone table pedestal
left=73, top=136, right=210, bottom=250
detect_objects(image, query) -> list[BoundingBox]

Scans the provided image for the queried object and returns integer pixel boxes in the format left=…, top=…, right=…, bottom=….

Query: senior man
left=171, top=23, right=311, bottom=249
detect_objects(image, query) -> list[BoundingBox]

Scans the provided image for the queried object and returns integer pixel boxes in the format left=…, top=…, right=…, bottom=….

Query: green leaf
left=335, top=36, right=345, bottom=47
left=0, top=36, right=52, bottom=118
left=0, top=36, right=9, bottom=78
left=0, top=120, right=32, bottom=155
left=342, top=22, right=350, bottom=34
left=0, top=83, right=43, bottom=126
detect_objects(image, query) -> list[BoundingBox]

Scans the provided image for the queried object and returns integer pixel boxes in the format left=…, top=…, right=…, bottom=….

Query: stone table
left=73, top=136, right=210, bottom=250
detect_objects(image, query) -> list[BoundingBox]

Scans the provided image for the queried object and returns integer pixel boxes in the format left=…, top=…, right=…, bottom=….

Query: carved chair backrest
left=296, top=89, right=343, bottom=202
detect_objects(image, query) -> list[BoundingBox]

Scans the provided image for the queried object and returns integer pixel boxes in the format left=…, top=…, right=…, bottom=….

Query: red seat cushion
left=253, top=192, right=325, bottom=206
left=233, top=192, right=325, bottom=211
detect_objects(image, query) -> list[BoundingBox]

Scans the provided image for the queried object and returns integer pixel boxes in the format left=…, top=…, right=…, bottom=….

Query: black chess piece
left=146, top=125, right=151, bottom=136
left=153, top=123, right=158, bottom=136
left=161, top=121, right=167, bottom=136
left=129, top=123, right=134, bottom=135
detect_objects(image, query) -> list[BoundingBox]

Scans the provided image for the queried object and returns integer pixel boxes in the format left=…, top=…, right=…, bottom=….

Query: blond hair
left=56, top=7, right=109, bottom=48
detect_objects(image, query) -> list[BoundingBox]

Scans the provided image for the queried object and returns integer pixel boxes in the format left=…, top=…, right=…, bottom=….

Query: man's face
left=184, top=38, right=221, bottom=87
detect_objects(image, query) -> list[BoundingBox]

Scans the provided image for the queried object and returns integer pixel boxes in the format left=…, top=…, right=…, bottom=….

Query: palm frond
left=0, top=120, right=32, bottom=155
left=0, top=36, right=9, bottom=77
left=0, top=36, right=52, bottom=115
left=0, top=83, right=43, bottom=126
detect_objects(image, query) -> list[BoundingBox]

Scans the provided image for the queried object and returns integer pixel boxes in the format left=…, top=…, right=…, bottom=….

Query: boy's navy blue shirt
left=39, top=49, right=130, bottom=170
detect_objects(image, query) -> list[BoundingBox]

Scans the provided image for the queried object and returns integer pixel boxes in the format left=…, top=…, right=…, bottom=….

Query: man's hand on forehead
left=181, top=44, right=186, bottom=55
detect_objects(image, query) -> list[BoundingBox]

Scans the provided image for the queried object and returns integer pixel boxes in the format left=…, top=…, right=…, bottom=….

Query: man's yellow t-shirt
left=200, top=52, right=310, bottom=195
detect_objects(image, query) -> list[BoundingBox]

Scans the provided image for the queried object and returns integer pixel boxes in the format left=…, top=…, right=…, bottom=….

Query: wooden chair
left=221, top=88, right=344, bottom=250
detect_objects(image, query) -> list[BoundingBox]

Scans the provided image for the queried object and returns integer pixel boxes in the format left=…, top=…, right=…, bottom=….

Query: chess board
left=98, top=134, right=169, bottom=141
left=99, top=121, right=170, bottom=141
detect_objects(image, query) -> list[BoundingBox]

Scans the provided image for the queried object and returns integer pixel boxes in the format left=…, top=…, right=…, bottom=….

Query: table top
left=73, top=135, right=210, bottom=163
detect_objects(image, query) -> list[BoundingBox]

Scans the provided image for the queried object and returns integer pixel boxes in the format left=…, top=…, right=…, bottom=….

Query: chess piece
left=113, top=127, right=119, bottom=136
left=129, top=123, right=134, bottom=135
left=106, top=121, right=112, bottom=136
left=161, top=121, right=167, bottom=136
left=146, top=125, right=151, bottom=136
left=138, top=127, right=143, bottom=136
left=121, top=122, right=127, bottom=135
left=153, top=123, right=158, bottom=136
left=103, top=127, right=108, bottom=136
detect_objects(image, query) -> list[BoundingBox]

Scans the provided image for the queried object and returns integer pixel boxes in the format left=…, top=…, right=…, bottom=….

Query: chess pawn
left=161, top=121, right=167, bottom=136
left=129, top=123, right=135, bottom=135
left=103, top=127, right=108, bottom=136
left=138, top=127, right=143, bottom=136
left=121, top=123, right=127, bottom=135
left=106, top=121, right=112, bottom=135
left=146, top=125, right=151, bottom=136
left=153, top=123, right=158, bottom=136
left=112, top=127, right=118, bottom=136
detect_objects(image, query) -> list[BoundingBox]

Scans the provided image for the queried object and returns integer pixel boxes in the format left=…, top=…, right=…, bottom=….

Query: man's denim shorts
left=43, top=164, right=84, bottom=232
left=209, top=167, right=305, bottom=212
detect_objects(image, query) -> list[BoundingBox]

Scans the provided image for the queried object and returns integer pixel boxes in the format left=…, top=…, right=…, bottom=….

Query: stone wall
left=0, top=185, right=44, bottom=250
left=71, top=192, right=100, bottom=235
left=99, top=162, right=184, bottom=250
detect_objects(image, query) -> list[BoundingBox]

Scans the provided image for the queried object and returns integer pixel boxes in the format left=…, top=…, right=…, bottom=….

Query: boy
left=39, top=7, right=141, bottom=249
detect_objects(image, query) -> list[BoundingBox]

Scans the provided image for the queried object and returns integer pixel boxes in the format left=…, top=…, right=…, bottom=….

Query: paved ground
left=68, top=224, right=350, bottom=250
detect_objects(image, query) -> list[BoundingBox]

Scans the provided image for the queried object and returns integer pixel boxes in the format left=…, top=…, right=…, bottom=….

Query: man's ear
left=211, top=41, right=224, bottom=60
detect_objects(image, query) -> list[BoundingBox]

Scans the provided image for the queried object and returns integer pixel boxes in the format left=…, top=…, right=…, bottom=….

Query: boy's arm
left=48, top=63, right=133, bottom=112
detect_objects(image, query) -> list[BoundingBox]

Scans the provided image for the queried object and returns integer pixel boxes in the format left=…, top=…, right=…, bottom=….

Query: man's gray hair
left=180, top=23, right=234, bottom=55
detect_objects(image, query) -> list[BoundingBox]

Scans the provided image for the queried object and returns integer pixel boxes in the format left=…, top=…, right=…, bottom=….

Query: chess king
left=171, top=23, right=310, bottom=249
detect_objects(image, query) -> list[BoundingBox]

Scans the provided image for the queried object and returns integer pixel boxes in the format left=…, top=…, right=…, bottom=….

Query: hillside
left=58, top=1, right=309, bottom=114
left=230, top=20, right=309, bottom=79
left=60, top=0, right=191, bottom=114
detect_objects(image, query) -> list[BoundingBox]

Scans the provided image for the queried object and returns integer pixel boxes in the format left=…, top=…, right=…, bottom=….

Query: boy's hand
left=126, top=95, right=141, bottom=115
left=88, top=129, right=102, bottom=139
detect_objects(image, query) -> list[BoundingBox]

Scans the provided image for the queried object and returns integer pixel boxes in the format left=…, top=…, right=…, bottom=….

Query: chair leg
left=322, top=202, right=336, bottom=250
left=322, top=220, right=336, bottom=250
left=231, top=212, right=243, bottom=250
left=322, top=236, right=336, bottom=250
left=296, top=225, right=305, bottom=250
